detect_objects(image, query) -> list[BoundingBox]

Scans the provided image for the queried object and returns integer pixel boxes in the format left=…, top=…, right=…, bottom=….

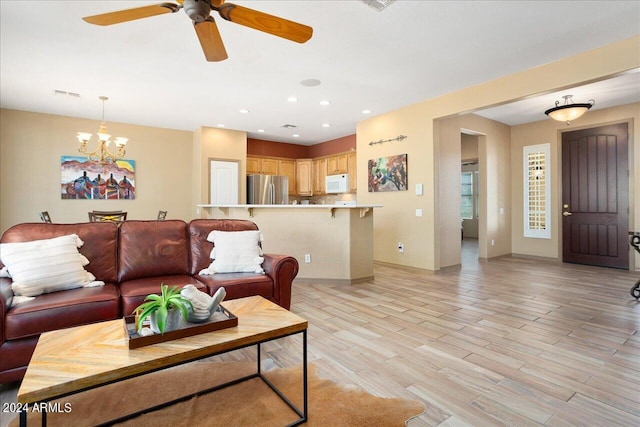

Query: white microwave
left=325, top=174, right=349, bottom=193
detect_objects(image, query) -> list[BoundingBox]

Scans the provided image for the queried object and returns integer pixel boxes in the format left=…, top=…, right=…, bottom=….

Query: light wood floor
left=2, top=242, right=639, bottom=426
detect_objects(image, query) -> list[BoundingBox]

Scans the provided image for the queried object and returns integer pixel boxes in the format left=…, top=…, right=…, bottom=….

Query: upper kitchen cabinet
left=347, top=152, right=357, bottom=192
left=296, top=159, right=313, bottom=196
left=326, top=153, right=348, bottom=175
left=313, top=158, right=327, bottom=195
left=278, top=159, right=296, bottom=195
left=246, top=156, right=279, bottom=175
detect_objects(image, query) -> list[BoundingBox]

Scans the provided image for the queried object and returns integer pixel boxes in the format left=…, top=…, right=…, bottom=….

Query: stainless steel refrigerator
left=247, top=175, right=289, bottom=204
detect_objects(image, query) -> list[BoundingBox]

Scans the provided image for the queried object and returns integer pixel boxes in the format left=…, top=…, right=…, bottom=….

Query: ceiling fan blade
left=83, top=3, right=180, bottom=26
left=217, top=3, right=312, bottom=44
left=194, top=17, right=228, bottom=62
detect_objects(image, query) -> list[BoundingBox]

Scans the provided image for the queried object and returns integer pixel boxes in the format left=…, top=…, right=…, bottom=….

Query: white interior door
left=210, top=160, right=239, bottom=204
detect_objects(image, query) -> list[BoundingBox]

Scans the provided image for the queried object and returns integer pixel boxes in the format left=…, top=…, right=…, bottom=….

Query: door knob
left=563, top=211, right=573, bottom=216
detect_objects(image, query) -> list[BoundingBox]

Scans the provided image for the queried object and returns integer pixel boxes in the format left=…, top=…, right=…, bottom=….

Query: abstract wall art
left=61, top=156, right=136, bottom=200
left=367, top=153, right=407, bottom=192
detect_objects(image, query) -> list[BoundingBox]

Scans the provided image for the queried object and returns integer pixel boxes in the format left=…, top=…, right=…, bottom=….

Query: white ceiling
left=1, top=1, right=639, bottom=146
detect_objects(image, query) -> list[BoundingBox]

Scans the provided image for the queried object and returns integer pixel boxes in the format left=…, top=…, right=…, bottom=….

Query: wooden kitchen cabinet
left=313, top=158, right=327, bottom=195
left=347, top=151, right=357, bottom=192
left=246, top=156, right=279, bottom=175
left=247, top=150, right=356, bottom=194
left=246, top=156, right=261, bottom=175
left=296, top=159, right=313, bottom=196
left=278, top=159, right=296, bottom=195
left=327, top=153, right=348, bottom=175
left=261, top=158, right=279, bottom=175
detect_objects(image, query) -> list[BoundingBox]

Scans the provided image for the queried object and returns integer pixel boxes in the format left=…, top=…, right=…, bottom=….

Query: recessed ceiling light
left=239, top=109, right=249, bottom=114
left=217, top=124, right=225, bottom=128
left=362, top=109, right=372, bottom=114
left=322, top=123, right=331, bottom=128
left=300, top=79, right=321, bottom=87
left=320, top=100, right=330, bottom=106
left=292, top=134, right=300, bottom=138
left=287, top=96, right=298, bottom=102
left=257, top=129, right=265, bottom=133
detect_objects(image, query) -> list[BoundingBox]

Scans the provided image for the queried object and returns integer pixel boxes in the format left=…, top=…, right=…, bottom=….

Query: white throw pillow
left=0, top=234, right=104, bottom=297
left=199, top=230, right=264, bottom=275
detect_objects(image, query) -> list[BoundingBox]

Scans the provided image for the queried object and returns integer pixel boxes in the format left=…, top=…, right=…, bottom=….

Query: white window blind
left=461, top=171, right=474, bottom=220
left=523, top=143, right=550, bottom=239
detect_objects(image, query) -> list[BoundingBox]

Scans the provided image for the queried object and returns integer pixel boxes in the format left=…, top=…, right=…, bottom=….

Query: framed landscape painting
left=368, top=153, right=408, bottom=192
left=61, top=156, right=136, bottom=200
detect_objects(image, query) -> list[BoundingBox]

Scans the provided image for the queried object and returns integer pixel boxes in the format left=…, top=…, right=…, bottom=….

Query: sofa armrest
left=0, top=277, right=13, bottom=344
left=261, top=254, right=299, bottom=310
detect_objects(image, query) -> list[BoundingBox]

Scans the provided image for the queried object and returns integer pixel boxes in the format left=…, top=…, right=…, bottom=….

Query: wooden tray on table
left=124, top=305, right=238, bottom=349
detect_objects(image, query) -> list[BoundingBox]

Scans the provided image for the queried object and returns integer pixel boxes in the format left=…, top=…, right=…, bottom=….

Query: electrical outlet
left=304, top=254, right=311, bottom=263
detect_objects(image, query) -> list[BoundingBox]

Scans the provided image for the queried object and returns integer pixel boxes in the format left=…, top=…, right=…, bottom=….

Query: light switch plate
left=415, top=183, right=423, bottom=196
left=416, top=209, right=423, bottom=217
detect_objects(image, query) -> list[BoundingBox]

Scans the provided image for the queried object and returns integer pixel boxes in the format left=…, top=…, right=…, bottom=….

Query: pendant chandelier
left=77, top=96, right=128, bottom=164
left=544, top=94, right=595, bottom=125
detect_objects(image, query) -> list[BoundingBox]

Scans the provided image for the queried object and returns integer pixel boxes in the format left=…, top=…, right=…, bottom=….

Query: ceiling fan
left=82, top=0, right=313, bottom=62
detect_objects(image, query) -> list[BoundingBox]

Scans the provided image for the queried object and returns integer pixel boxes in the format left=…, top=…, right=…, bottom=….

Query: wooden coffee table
left=17, top=295, right=308, bottom=426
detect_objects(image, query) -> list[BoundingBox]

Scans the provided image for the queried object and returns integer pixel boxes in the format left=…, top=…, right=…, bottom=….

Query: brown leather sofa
left=0, top=219, right=299, bottom=384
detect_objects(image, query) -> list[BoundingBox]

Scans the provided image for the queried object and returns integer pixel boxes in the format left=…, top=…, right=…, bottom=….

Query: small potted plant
left=134, top=283, right=193, bottom=334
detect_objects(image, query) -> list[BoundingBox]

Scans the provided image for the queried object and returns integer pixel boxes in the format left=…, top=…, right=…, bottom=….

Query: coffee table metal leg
left=20, top=408, right=47, bottom=427
left=303, top=329, right=308, bottom=422
left=256, top=330, right=307, bottom=426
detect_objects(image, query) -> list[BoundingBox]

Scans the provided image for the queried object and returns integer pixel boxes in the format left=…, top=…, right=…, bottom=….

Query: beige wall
left=357, top=35, right=640, bottom=271
left=437, top=114, right=512, bottom=267
left=193, top=126, right=247, bottom=218
left=0, top=112, right=250, bottom=233
left=511, top=103, right=639, bottom=266
left=461, top=134, right=479, bottom=161
left=0, top=109, right=193, bottom=232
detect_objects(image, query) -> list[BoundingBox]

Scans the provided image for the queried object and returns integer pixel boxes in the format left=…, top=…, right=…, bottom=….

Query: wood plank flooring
left=2, top=241, right=639, bottom=426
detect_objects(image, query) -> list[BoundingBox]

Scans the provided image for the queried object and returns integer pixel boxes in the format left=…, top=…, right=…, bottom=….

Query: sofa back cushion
left=0, top=222, right=118, bottom=283
left=188, top=219, right=259, bottom=275
left=118, top=220, right=190, bottom=282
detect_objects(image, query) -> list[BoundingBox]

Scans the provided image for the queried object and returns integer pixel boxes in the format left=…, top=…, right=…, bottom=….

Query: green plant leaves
left=132, top=282, right=194, bottom=334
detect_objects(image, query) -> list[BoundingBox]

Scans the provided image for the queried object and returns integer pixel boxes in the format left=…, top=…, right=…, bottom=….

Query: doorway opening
left=461, top=133, right=479, bottom=266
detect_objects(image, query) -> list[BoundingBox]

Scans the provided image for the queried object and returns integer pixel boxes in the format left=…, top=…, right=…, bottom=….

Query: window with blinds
left=523, top=143, right=551, bottom=239
left=461, top=171, right=474, bottom=220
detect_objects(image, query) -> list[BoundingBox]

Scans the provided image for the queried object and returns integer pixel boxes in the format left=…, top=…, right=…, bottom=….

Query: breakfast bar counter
left=197, top=204, right=382, bottom=283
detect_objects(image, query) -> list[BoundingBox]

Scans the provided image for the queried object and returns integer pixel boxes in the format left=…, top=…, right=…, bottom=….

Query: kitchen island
left=197, top=204, right=382, bottom=283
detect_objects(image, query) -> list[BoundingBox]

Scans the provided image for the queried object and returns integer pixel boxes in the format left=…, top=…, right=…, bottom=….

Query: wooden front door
left=562, top=123, right=629, bottom=269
